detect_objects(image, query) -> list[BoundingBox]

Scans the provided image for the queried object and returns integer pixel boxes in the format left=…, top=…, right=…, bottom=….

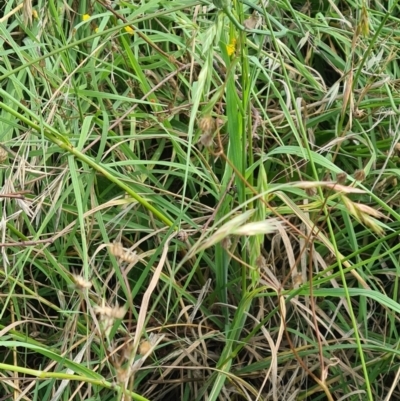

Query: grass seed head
left=354, top=169, right=366, bottom=182
left=342, top=196, right=385, bottom=236
left=120, top=250, right=138, bottom=264
left=357, top=213, right=385, bottom=236
left=110, top=242, right=124, bottom=258
left=305, top=186, right=317, bottom=196
left=336, top=172, right=347, bottom=184
left=94, top=303, right=126, bottom=319
left=221, top=236, right=232, bottom=250
left=116, top=367, right=130, bottom=384
left=177, top=230, right=189, bottom=242
left=293, top=274, right=303, bottom=286
left=199, top=115, right=216, bottom=135
left=199, top=132, right=214, bottom=147
left=72, top=274, right=92, bottom=290
left=94, top=303, right=126, bottom=337
left=110, top=242, right=138, bottom=264
left=139, top=340, right=152, bottom=356
left=0, top=146, right=7, bottom=163
left=255, top=255, right=266, bottom=269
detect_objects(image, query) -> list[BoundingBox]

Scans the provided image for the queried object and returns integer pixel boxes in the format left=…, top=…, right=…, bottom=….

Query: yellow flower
left=94, top=27, right=99, bottom=33
left=226, top=38, right=236, bottom=56
left=124, top=26, right=134, bottom=35
left=82, top=14, right=90, bottom=21
left=32, top=9, right=38, bottom=20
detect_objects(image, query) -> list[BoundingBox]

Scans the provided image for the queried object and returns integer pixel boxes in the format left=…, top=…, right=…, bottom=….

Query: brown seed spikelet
left=198, top=115, right=216, bottom=148
left=255, top=255, right=266, bottom=269
left=72, top=274, right=92, bottom=290
left=305, top=187, right=316, bottom=197
left=110, top=242, right=138, bottom=264
left=116, top=367, right=130, bottom=383
left=293, top=273, right=303, bottom=286
left=199, top=132, right=214, bottom=147
left=177, top=230, right=189, bottom=242
left=139, top=340, right=152, bottom=356
left=0, top=146, right=7, bottom=163
left=341, top=196, right=385, bottom=236
left=336, top=173, right=347, bottom=184
left=120, top=249, right=138, bottom=264
left=198, top=115, right=216, bottom=134
left=94, top=303, right=126, bottom=319
left=110, top=242, right=124, bottom=258
left=221, top=236, right=232, bottom=250
left=354, top=169, right=366, bottom=182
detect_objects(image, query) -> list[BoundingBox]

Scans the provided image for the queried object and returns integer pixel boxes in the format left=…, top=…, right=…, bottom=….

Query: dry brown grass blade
left=23, top=0, right=33, bottom=27
left=132, top=232, right=176, bottom=357
left=276, top=191, right=370, bottom=290
left=0, top=3, right=23, bottom=23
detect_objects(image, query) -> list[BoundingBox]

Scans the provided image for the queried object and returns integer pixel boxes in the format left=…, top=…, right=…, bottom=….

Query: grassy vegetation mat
left=0, top=0, right=400, bottom=400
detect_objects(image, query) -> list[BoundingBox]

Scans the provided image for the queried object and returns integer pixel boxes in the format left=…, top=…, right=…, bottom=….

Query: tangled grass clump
left=0, top=0, right=400, bottom=400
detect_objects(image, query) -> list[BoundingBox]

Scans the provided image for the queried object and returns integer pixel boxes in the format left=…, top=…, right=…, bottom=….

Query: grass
left=0, top=0, right=400, bottom=400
